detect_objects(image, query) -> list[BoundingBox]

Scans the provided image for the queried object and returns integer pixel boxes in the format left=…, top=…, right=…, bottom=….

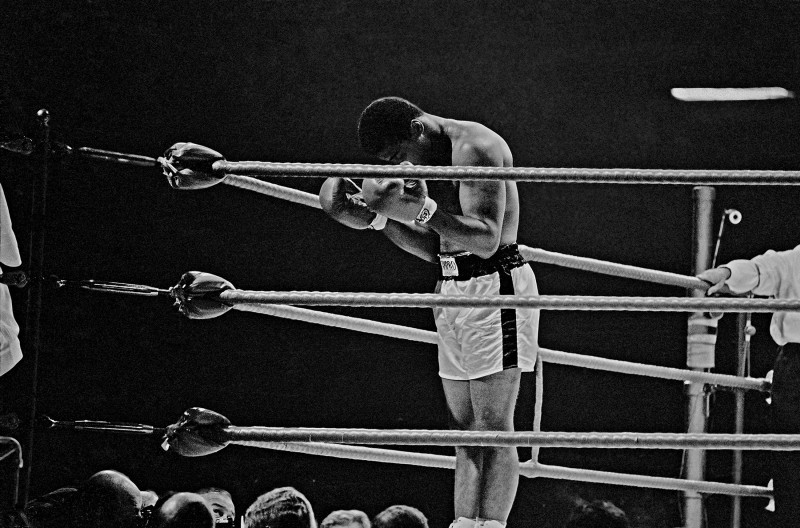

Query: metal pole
left=20, top=109, right=50, bottom=505
left=684, top=186, right=715, bottom=528
left=730, top=312, right=751, bottom=528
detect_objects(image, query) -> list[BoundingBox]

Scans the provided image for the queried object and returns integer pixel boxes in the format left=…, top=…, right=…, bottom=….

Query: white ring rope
left=227, top=427, right=800, bottom=450
left=220, top=177, right=710, bottom=291
left=235, top=303, right=437, bottom=344
left=223, top=175, right=322, bottom=209
left=232, top=303, right=768, bottom=391
left=245, top=441, right=770, bottom=498
left=223, top=290, right=800, bottom=312
left=518, top=247, right=708, bottom=290
left=212, top=160, right=800, bottom=185
left=532, top=354, right=544, bottom=463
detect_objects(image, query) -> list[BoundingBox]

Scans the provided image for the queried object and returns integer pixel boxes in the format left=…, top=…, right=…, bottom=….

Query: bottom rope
left=240, top=441, right=770, bottom=498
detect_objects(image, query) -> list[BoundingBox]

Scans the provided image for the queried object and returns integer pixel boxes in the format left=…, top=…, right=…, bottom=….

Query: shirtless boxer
left=319, top=97, right=538, bottom=528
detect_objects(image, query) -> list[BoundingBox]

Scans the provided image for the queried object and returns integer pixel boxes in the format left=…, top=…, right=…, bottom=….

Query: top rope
left=220, top=290, right=800, bottom=312
left=211, top=161, right=800, bottom=185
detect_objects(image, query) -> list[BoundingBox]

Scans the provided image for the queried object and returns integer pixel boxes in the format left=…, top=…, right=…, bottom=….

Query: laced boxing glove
left=361, top=178, right=436, bottom=224
left=161, top=143, right=227, bottom=190
left=319, top=177, right=387, bottom=230
left=162, top=407, right=231, bottom=456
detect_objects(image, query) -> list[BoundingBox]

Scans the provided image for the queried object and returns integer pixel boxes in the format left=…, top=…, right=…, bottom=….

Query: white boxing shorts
left=434, top=244, right=539, bottom=380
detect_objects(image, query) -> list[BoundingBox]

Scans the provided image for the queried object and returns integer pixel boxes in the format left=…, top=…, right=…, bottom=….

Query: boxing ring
left=11, top=116, right=800, bottom=527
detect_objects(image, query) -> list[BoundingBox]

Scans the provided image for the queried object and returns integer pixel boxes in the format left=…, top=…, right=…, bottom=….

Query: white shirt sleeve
left=724, top=245, right=800, bottom=296
left=0, top=183, right=21, bottom=267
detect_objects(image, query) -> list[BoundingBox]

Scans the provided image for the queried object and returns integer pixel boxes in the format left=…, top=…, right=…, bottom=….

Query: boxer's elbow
left=470, top=225, right=502, bottom=259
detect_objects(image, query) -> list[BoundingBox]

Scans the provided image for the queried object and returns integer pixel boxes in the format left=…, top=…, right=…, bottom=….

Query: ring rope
left=518, top=247, right=709, bottom=291
left=210, top=161, right=800, bottom=185
left=532, top=354, right=544, bottom=463
left=232, top=304, right=767, bottom=391
left=247, top=441, right=770, bottom=497
left=223, top=175, right=322, bottom=209
left=234, top=303, right=437, bottom=343
left=540, top=348, right=767, bottom=391
left=223, top=290, right=800, bottom=312
left=226, top=427, right=800, bottom=450
left=217, top=176, right=710, bottom=291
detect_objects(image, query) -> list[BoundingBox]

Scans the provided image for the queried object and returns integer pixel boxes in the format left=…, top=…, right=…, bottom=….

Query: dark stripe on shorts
left=499, top=268, right=518, bottom=369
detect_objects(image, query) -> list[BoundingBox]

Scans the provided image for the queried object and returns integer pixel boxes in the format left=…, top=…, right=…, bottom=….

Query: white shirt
left=723, top=244, right=800, bottom=346
left=0, top=182, right=22, bottom=376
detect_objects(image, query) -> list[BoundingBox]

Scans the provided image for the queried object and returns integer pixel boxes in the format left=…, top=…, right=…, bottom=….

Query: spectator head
left=565, top=500, right=630, bottom=528
left=320, top=510, right=370, bottom=528
left=371, top=506, right=427, bottom=528
left=195, top=488, right=235, bottom=526
left=71, top=470, right=142, bottom=528
left=243, top=487, right=315, bottom=528
left=150, top=492, right=214, bottom=528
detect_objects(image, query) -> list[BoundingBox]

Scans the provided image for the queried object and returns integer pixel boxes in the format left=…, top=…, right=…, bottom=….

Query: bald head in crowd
left=151, top=493, right=215, bottom=528
left=244, top=487, right=316, bottom=528
left=70, top=470, right=143, bottom=528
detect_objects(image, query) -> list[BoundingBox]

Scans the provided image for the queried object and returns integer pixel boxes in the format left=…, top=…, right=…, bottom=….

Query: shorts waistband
left=781, top=342, right=800, bottom=354
left=438, top=243, right=526, bottom=281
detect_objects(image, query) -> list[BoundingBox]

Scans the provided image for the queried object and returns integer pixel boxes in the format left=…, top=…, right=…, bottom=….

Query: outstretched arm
left=697, top=245, right=800, bottom=296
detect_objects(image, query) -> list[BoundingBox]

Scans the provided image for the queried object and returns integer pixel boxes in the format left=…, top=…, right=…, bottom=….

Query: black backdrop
left=1, top=1, right=799, bottom=527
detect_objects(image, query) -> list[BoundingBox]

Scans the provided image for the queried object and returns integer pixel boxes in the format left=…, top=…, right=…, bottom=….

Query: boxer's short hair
left=358, top=97, right=424, bottom=156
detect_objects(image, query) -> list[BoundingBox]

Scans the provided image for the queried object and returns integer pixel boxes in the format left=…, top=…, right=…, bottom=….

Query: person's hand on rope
left=319, top=177, right=387, bottom=230
left=697, top=266, right=733, bottom=295
left=362, top=166, right=436, bottom=225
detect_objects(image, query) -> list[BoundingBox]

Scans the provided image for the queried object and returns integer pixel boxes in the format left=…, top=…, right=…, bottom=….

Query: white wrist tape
left=369, top=213, right=388, bottom=231
left=415, top=196, right=437, bottom=224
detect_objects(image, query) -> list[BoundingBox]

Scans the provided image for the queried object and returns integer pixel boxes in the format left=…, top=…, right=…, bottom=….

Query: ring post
left=731, top=312, right=752, bottom=528
left=684, top=186, right=715, bottom=528
left=20, top=110, right=51, bottom=505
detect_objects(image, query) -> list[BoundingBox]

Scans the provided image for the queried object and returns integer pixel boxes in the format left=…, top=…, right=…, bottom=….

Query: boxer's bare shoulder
left=443, top=120, right=513, bottom=168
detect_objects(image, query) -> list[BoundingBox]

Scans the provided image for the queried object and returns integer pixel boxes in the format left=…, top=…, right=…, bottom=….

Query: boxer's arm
left=424, top=144, right=505, bottom=259
left=726, top=245, right=800, bottom=296
left=381, top=220, right=440, bottom=263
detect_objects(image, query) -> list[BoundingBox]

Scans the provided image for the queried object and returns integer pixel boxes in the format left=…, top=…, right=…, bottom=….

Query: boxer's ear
left=410, top=119, right=424, bottom=138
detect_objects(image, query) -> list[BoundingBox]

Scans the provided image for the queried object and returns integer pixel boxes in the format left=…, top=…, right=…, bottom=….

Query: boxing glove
left=361, top=178, right=435, bottom=224
left=319, top=177, right=385, bottom=230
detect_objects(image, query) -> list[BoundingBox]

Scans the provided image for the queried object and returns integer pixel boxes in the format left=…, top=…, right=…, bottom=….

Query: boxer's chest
left=427, top=181, right=461, bottom=216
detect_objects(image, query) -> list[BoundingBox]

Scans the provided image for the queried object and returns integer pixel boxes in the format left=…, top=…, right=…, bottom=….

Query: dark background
left=1, top=1, right=799, bottom=527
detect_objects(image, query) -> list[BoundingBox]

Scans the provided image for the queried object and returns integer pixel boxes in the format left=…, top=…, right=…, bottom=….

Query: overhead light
left=671, top=87, right=794, bottom=101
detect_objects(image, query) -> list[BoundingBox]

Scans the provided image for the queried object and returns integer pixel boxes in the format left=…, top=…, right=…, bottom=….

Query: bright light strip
left=671, top=87, right=795, bottom=101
